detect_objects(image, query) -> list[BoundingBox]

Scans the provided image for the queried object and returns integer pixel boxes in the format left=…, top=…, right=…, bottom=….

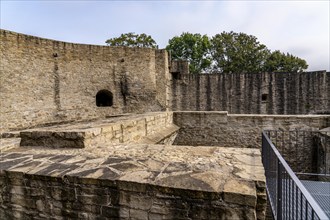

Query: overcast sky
left=1, top=0, right=329, bottom=71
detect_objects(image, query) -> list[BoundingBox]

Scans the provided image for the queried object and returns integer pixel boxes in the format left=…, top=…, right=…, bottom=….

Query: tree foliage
left=166, top=32, right=212, bottom=73
left=106, top=32, right=158, bottom=48
left=166, top=31, right=308, bottom=73
left=106, top=31, right=308, bottom=73
left=264, top=50, right=308, bottom=73
left=210, top=31, right=270, bottom=73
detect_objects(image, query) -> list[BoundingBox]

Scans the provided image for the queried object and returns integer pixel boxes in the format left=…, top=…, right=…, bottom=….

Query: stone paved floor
left=1, top=143, right=264, bottom=206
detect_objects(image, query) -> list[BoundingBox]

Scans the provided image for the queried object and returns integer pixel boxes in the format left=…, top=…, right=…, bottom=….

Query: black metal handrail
left=262, top=131, right=328, bottom=220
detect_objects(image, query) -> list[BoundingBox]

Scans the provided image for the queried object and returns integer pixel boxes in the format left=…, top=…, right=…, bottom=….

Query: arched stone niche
left=96, top=90, right=113, bottom=107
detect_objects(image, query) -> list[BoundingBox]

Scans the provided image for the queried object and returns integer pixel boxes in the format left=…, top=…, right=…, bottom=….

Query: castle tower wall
left=0, top=30, right=170, bottom=132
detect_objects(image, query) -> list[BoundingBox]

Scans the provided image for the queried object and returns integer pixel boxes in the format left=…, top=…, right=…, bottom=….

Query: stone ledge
left=0, top=138, right=21, bottom=152
left=140, top=125, right=179, bottom=144
left=17, top=112, right=174, bottom=148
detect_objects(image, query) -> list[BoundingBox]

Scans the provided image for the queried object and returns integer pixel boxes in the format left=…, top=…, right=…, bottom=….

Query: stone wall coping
left=173, top=71, right=328, bottom=76
left=172, top=111, right=330, bottom=119
left=18, top=112, right=170, bottom=133
left=173, top=111, right=228, bottom=115
left=229, top=114, right=330, bottom=118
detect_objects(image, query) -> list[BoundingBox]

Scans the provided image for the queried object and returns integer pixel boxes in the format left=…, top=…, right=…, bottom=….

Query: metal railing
left=262, top=131, right=329, bottom=220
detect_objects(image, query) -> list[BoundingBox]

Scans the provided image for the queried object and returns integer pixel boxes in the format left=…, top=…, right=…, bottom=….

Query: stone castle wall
left=0, top=30, right=170, bottom=132
left=173, top=112, right=330, bottom=175
left=173, top=111, right=330, bottom=148
left=1, top=30, right=330, bottom=133
left=171, top=72, right=330, bottom=114
left=265, top=130, right=329, bottom=175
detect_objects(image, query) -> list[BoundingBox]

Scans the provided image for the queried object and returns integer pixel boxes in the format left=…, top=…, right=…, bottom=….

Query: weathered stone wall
left=314, top=131, right=330, bottom=177
left=0, top=171, right=260, bottom=220
left=2, top=29, right=329, bottom=133
left=171, top=72, right=330, bottom=114
left=266, top=130, right=320, bottom=175
left=173, top=112, right=330, bottom=176
left=0, top=30, right=170, bottom=132
left=173, top=111, right=330, bottom=148
left=264, top=130, right=330, bottom=181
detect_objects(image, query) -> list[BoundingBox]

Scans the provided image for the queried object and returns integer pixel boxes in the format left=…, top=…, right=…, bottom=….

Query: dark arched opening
left=96, top=90, right=113, bottom=107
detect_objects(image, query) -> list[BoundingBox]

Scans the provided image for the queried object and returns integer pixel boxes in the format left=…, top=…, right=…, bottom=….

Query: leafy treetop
left=106, top=32, right=158, bottom=49
left=166, top=32, right=212, bottom=74
left=167, top=31, right=308, bottom=73
left=211, top=31, right=270, bottom=73
left=106, top=31, right=309, bottom=73
left=264, top=50, right=308, bottom=73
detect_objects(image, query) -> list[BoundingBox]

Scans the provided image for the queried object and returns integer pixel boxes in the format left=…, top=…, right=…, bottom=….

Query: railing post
left=277, top=159, right=282, bottom=220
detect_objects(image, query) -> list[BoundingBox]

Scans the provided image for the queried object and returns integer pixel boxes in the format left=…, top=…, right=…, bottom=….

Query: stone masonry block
left=101, top=206, right=120, bottom=218
left=130, top=209, right=148, bottom=220
left=223, top=179, right=257, bottom=207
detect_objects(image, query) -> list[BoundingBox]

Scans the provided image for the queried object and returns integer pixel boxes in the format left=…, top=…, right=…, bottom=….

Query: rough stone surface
left=1, top=29, right=329, bottom=133
left=173, top=111, right=330, bottom=148
left=173, top=112, right=330, bottom=176
left=18, top=112, right=175, bottom=148
left=313, top=130, right=330, bottom=180
left=0, top=29, right=170, bottom=132
left=0, top=143, right=265, bottom=220
left=0, top=138, right=20, bottom=152
left=264, top=129, right=330, bottom=177
left=171, top=72, right=330, bottom=114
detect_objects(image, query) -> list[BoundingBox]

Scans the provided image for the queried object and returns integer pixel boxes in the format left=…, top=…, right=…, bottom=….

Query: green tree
left=166, top=32, right=212, bottom=73
left=106, top=32, right=158, bottom=48
left=210, top=31, right=270, bottom=73
left=264, top=50, right=308, bottom=72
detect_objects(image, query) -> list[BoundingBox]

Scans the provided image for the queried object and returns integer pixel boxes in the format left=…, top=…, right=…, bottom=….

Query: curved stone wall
left=0, top=30, right=169, bottom=132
